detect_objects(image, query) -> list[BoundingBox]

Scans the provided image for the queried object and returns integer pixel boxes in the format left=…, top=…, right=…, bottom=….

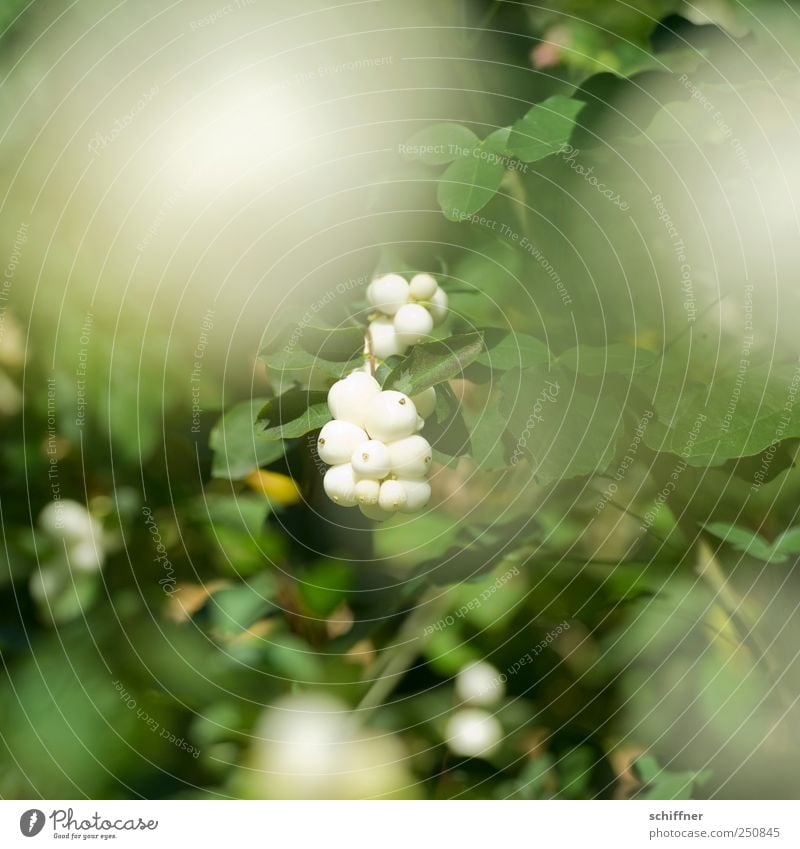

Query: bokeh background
left=2, top=0, right=800, bottom=800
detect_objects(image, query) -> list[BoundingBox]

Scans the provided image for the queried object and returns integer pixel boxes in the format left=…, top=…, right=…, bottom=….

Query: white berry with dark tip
left=351, top=439, right=392, bottom=479
left=388, top=435, right=432, bottom=479
left=327, top=372, right=381, bottom=428
left=317, top=420, right=369, bottom=466
left=363, top=391, right=418, bottom=443
left=323, top=463, right=359, bottom=506
left=378, top=479, right=408, bottom=512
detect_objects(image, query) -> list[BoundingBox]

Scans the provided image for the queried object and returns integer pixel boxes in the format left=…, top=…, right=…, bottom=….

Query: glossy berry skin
left=445, top=709, right=502, bottom=758
left=378, top=479, right=408, bottom=512
left=387, top=435, right=432, bottom=479
left=351, top=439, right=392, bottom=479
left=397, top=479, right=431, bottom=513
left=409, top=273, right=438, bottom=300
left=323, top=463, right=359, bottom=507
left=428, top=287, right=449, bottom=325
left=393, top=303, right=434, bottom=347
left=327, top=372, right=381, bottom=428
left=367, top=274, right=410, bottom=316
left=317, top=420, right=369, bottom=466
left=354, top=478, right=381, bottom=506
left=368, top=317, right=407, bottom=360
left=363, top=391, right=418, bottom=443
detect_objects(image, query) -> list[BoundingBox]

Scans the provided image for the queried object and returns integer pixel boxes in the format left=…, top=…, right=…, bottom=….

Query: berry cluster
left=319, top=371, right=436, bottom=520
left=445, top=661, right=505, bottom=758
left=366, top=272, right=448, bottom=359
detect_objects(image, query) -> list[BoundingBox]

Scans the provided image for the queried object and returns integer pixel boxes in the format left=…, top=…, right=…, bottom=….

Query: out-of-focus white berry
left=39, top=500, right=99, bottom=545
left=397, top=479, right=432, bottom=513
left=455, top=661, right=505, bottom=707
left=68, top=539, right=106, bottom=573
left=363, top=391, right=418, bottom=443
left=367, top=274, right=410, bottom=316
left=354, top=478, right=381, bottom=506
left=323, top=463, right=359, bottom=506
left=409, top=273, right=438, bottom=300
left=378, top=479, right=408, bottom=512
left=393, top=303, right=434, bottom=347
left=351, top=439, right=391, bottom=479
left=327, top=373, right=381, bottom=428
left=387, top=435, right=432, bottom=479
left=428, top=287, right=449, bottom=325
left=359, top=502, right=394, bottom=521
left=445, top=709, right=502, bottom=758
left=411, top=387, right=436, bottom=419
left=317, top=420, right=369, bottom=466
left=368, top=317, right=407, bottom=360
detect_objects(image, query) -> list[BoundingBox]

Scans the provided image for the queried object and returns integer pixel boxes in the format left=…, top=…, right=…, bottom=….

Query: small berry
left=317, top=420, right=369, bottom=466
left=409, top=273, right=438, bottom=300
left=351, top=439, right=392, bottom=479
left=363, top=391, right=418, bottom=443
left=387, top=435, right=432, bottom=479
left=378, top=479, right=408, bottom=512
left=455, top=661, right=505, bottom=707
left=397, top=479, right=432, bottom=513
left=411, top=387, right=436, bottom=419
left=39, top=500, right=98, bottom=544
left=367, top=274, right=410, bottom=316
left=368, top=317, right=407, bottom=360
left=393, top=303, right=434, bottom=347
left=327, top=373, right=380, bottom=428
left=445, top=709, right=502, bottom=758
left=354, top=478, right=381, bottom=505
left=323, top=463, right=359, bottom=506
left=428, top=287, right=448, bottom=325
left=69, top=539, right=106, bottom=572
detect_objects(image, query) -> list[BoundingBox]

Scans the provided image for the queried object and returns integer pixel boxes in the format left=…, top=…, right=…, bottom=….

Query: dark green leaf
left=507, top=95, right=584, bottom=162
left=256, top=389, right=331, bottom=441
left=210, top=399, right=287, bottom=480
left=383, top=333, right=486, bottom=396
left=478, top=329, right=551, bottom=370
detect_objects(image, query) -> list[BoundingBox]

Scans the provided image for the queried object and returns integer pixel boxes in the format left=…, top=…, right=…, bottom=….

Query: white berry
left=367, top=274, right=409, bottom=316
left=323, top=463, right=359, bottom=506
left=39, top=500, right=97, bottom=544
left=317, top=420, right=368, bottom=466
left=359, top=502, right=394, bottom=522
left=455, top=661, right=505, bottom=707
left=351, top=439, right=392, bottom=479
left=69, top=539, right=106, bottom=572
left=363, top=391, right=418, bottom=443
left=378, top=479, right=408, bottom=512
left=354, top=478, right=381, bottom=505
left=411, top=387, right=436, bottom=419
left=388, top=435, right=432, bottom=479
left=393, top=303, right=434, bottom=347
left=428, top=287, right=448, bottom=325
left=409, top=273, right=438, bottom=300
left=445, top=709, right=502, bottom=758
left=327, top=373, right=380, bottom=428
left=368, top=317, right=407, bottom=360
left=397, top=479, right=432, bottom=513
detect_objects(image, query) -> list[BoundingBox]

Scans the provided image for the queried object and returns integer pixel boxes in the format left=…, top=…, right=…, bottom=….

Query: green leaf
left=703, top=522, right=800, bottom=564
left=256, top=388, right=331, bottom=441
left=296, top=323, right=365, bottom=362
left=499, top=365, right=625, bottom=484
left=260, top=347, right=360, bottom=380
left=556, top=343, right=657, bottom=376
left=383, top=333, right=486, bottom=396
left=636, top=755, right=712, bottom=801
left=644, top=363, right=800, bottom=464
left=478, top=329, right=551, bottom=370
left=210, top=399, right=287, bottom=480
left=507, top=95, right=584, bottom=162
left=210, top=574, right=277, bottom=638
left=436, top=128, right=511, bottom=221
left=402, top=123, right=480, bottom=165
